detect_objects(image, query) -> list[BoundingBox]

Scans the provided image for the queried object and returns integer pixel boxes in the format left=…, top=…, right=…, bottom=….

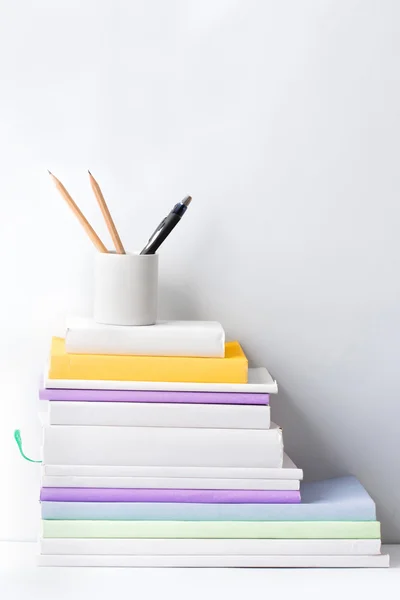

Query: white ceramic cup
left=94, top=252, right=159, bottom=326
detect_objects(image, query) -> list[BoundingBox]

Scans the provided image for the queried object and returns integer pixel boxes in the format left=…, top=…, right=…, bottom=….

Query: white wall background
left=0, top=0, right=399, bottom=542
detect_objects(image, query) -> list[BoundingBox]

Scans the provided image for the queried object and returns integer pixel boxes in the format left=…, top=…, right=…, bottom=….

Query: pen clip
left=143, top=217, right=167, bottom=249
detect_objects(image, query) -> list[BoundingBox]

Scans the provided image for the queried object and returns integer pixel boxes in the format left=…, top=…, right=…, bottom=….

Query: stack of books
left=37, top=318, right=388, bottom=567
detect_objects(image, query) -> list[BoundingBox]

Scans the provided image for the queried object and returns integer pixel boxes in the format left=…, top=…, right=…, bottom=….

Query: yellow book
left=48, top=338, right=248, bottom=383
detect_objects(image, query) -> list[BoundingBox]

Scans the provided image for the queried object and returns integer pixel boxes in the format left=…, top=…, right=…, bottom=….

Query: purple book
left=40, top=488, right=300, bottom=504
left=39, top=388, right=269, bottom=405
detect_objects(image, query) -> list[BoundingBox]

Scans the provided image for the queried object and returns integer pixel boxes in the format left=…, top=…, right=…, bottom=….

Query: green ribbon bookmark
left=14, top=429, right=41, bottom=463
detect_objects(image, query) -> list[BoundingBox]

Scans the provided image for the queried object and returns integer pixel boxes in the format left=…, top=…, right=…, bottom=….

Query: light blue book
left=41, top=476, right=376, bottom=521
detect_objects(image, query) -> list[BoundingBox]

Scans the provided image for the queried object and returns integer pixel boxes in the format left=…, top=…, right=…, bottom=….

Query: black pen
left=140, top=196, right=192, bottom=255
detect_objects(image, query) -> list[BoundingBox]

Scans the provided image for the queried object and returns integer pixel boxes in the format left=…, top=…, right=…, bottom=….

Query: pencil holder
left=94, top=252, right=159, bottom=326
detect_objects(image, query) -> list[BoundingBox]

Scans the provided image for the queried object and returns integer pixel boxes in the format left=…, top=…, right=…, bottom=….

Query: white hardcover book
left=41, top=475, right=299, bottom=490
left=39, top=538, right=381, bottom=556
left=43, top=452, right=302, bottom=480
left=44, top=366, right=278, bottom=393
left=37, top=554, right=390, bottom=568
left=48, top=401, right=271, bottom=429
left=65, top=318, right=225, bottom=357
left=42, top=423, right=283, bottom=467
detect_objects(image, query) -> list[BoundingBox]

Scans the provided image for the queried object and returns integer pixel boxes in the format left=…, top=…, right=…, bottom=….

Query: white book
left=37, top=554, right=390, bottom=568
left=42, top=452, right=302, bottom=480
left=48, top=401, right=271, bottom=429
left=41, top=475, right=299, bottom=490
left=65, top=318, right=225, bottom=357
left=39, top=538, right=381, bottom=556
left=42, top=422, right=283, bottom=467
left=44, top=366, right=278, bottom=393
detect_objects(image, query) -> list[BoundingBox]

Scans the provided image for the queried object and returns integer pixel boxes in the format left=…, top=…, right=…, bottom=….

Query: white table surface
left=0, top=542, right=398, bottom=600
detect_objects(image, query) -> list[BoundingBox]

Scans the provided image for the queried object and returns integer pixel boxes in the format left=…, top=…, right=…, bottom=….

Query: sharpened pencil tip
left=88, top=170, right=92, bottom=176
left=47, top=169, right=52, bottom=175
left=183, top=196, right=192, bottom=207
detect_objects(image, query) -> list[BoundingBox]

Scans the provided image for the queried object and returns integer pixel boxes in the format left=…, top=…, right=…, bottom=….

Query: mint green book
left=42, top=520, right=380, bottom=539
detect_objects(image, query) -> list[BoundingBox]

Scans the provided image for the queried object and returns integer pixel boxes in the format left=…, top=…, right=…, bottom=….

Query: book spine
left=44, top=366, right=278, bottom=393
left=39, top=537, right=382, bottom=556
left=66, top=325, right=225, bottom=357
left=48, top=401, right=271, bottom=429
left=42, top=520, right=381, bottom=539
left=41, top=475, right=300, bottom=490
left=40, top=389, right=270, bottom=404
left=37, top=554, right=390, bottom=568
left=42, top=460, right=302, bottom=480
left=40, top=487, right=301, bottom=503
left=40, top=501, right=376, bottom=522
left=49, top=339, right=248, bottom=384
left=42, top=425, right=283, bottom=468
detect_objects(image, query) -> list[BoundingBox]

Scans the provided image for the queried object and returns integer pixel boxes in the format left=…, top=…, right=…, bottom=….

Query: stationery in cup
left=48, top=170, right=192, bottom=326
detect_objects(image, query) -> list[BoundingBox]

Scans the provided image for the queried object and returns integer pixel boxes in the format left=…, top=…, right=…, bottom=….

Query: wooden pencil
left=48, top=171, right=108, bottom=253
left=88, top=170, right=125, bottom=254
